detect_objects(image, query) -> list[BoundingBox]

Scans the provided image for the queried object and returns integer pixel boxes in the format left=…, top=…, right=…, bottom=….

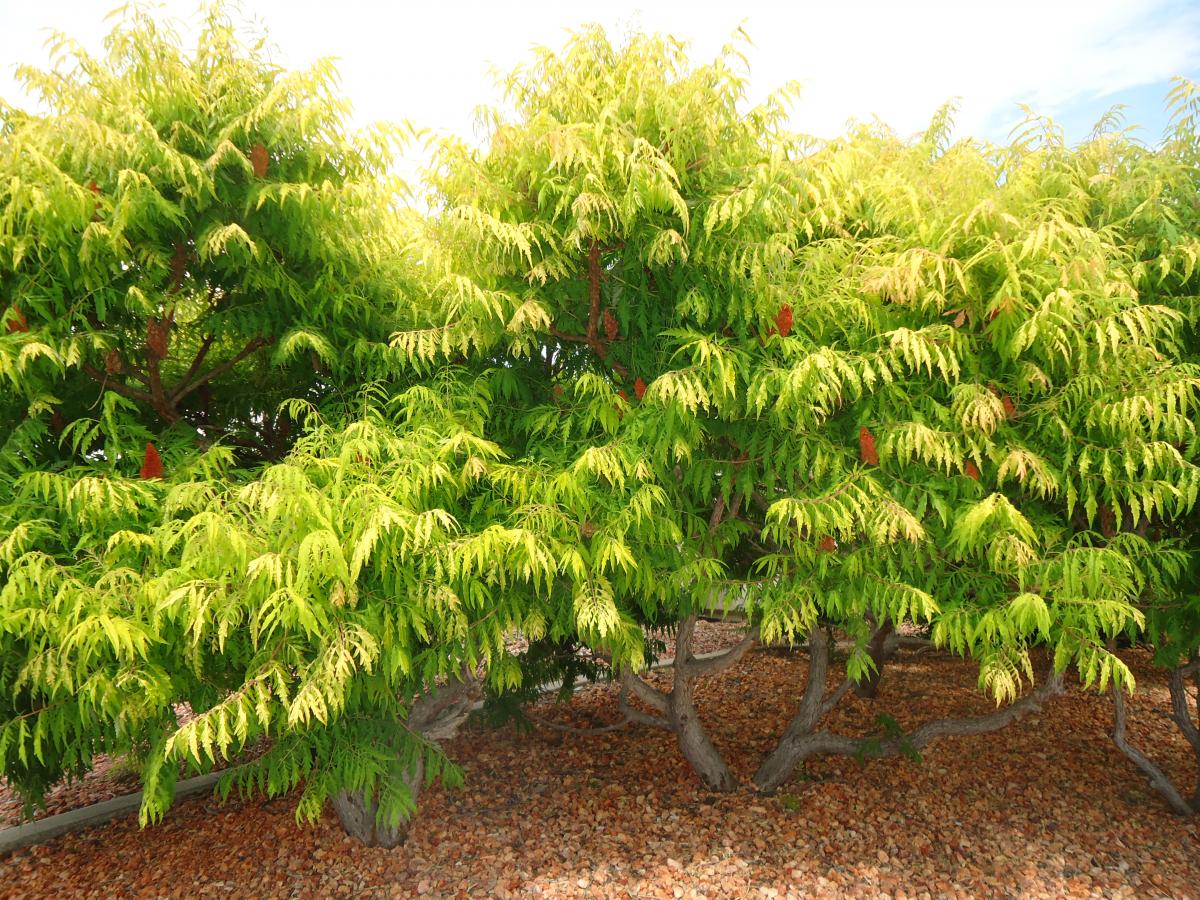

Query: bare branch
left=682, top=627, right=759, bottom=678
left=618, top=679, right=670, bottom=730
left=905, top=673, right=1063, bottom=750
left=173, top=336, right=270, bottom=403
left=818, top=677, right=856, bottom=718
left=620, top=671, right=669, bottom=714
left=170, top=333, right=217, bottom=402
left=81, top=364, right=155, bottom=406
left=1112, top=682, right=1197, bottom=816
left=526, top=710, right=631, bottom=735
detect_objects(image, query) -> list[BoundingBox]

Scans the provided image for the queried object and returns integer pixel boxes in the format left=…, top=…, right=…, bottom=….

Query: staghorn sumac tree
left=0, top=5, right=505, bottom=847
left=5, top=3, right=1200, bottom=852
left=411, top=27, right=1200, bottom=801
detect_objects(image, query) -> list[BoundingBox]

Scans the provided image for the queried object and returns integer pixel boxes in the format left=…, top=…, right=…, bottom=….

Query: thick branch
left=1168, top=664, right=1200, bottom=764
left=819, top=676, right=856, bottom=718
left=407, top=671, right=481, bottom=741
left=682, top=628, right=759, bottom=678
left=904, top=673, right=1063, bottom=750
left=170, top=333, right=217, bottom=402
left=1112, top=683, right=1197, bottom=816
left=82, top=364, right=155, bottom=406
left=795, top=626, right=834, bottom=731
left=674, top=615, right=698, bottom=669
left=620, top=671, right=669, bottom=715
left=173, top=336, right=270, bottom=403
left=617, top=676, right=670, bottom=729
left=526, top=710, right=631, bottom=735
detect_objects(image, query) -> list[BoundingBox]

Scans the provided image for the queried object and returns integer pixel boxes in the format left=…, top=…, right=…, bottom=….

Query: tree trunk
left=333, top=672, right=481, bottom=846
left=669, top=668, right=737, bottom=792
left=619, top=616, right=750, bottom=792
left=1168, top=660, right=1200, bottom=812
left=754, top=627, right=835, bottom=793
left=332, top=760, right=424, bottom=849
left=854, top=617, right=895, bottom=699
left=1111, top=681, right=1197, bottom=816
left=755, top=627, right=1062, bottom=794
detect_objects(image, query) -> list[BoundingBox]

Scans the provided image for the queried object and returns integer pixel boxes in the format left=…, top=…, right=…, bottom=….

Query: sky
left=2, top=0, right=1199, bottom=159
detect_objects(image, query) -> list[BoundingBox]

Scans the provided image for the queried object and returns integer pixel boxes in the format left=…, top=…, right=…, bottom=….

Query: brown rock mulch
left=1, top=641, right=1198, bottom=898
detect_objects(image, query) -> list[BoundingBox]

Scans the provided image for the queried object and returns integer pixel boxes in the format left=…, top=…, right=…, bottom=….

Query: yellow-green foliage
left=2, top=5, right=1200, bottom=834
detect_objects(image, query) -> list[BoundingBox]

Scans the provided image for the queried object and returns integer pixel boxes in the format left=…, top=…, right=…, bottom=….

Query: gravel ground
left=0, top=623, right=748, bottom=829
left=2, top=627, right=1198, bottom=898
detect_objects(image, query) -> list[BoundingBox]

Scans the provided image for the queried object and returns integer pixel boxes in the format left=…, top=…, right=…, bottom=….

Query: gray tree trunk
left=332, top=760, right=424, bottom=848
left=853, top=617, right=895, bottom=699
left=619, top=616, right=751, bottom=792
left=333, top=672, right=481, bottom=846
left=669, top=666, right=737, bottom=792
left=755, top=627, right=1062, bottom=794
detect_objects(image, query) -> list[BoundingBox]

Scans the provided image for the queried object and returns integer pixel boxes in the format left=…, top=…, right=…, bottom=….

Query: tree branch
left=682, top=627, right=759, bottom=678
left=620, top=671, right=669, bottom=714
left=525, top=710, right=631, bottom=735
left=617, top=678, right=670, bottom=729
left=170, top=333, right=217, bottom=402
left=173, top=336, right=270, bottom=403
left=82, top=364, right=155, bottom=406
left=1112, top=681, right=1197, bottom=816
left=903, top=673, right=1063, bottom=750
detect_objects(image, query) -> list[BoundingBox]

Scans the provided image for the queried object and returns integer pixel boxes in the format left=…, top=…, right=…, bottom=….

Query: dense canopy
left=2, top=6, right=1199, bottom=846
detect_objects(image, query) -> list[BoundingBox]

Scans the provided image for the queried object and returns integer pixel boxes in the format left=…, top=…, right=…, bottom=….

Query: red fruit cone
left=775, top=304, right=793, bottom=338
left=634, top=377, right=647, bottom=401
left=818, top=536, right=837, bottom=553
left=6, top=306, right=28, bottom=333
left=603, top=308, right=619, bottom=342
left=964, top=460, right=980, bottom=481
left=249, top=143, right=269, bottom=178
left=140, top=443, right=164, bottom=480
left=859, top=426, right=878, bottom=466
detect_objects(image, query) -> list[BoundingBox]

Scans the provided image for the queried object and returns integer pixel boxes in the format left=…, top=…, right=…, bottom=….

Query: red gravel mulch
left=2, top=635, right=1198, bottom=898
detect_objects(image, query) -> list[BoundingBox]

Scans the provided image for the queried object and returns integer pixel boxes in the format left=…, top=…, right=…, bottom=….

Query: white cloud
left=2, top=0, right=1196, bottom=153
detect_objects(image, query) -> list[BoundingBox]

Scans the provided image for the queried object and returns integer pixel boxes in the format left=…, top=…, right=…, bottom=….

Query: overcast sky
left=2, top=0, right=1199, bottom=157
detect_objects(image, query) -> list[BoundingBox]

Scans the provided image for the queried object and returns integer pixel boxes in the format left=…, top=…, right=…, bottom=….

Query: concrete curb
left=0, top=644, right=746, bottom=855
left=0, top=770, right=225, bottom=856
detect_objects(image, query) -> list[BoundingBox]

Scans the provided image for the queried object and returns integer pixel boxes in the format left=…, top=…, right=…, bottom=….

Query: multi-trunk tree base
left=620, top=616, right=757, bottom=792
left=333, top=674, right=482, bottom=847
left=754, top=626, right=1064, bottom=794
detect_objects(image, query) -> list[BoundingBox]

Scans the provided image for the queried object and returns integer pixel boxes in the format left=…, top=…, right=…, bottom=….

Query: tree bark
left=333, top=672, right=481, bottom=846
left=621, top=616, right=749, bottom=792
left=332, top=760, right=424, bottom=849
left=854, top=616, right=895, bottom=699
left=1110, top=656, right=1200, bottom=816
left=1111, top=679, right=1197, bottom=816
left=754, top=626, right=838, bottom=792
left=755, top=627, right=1062, bottom=794
left=669, top=672, right=737, bottom=791
left=1167, top=658, right=1200, bottom=810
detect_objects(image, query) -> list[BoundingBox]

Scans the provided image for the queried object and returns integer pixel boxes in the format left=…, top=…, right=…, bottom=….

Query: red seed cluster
left=146, top=319, right=169, bottom=360
left=249, top=143, right=269, bottom=178
left=633, top=377, right=647, bottom=401
left=139, top=443, right=164, bottom=480
left=6, top=306, right=28, bottom=333
left=603, top=308, right=619, bottom=342
left=774, top=304, right=793, bottom=338
left=858, top=426, right=878, bottom=466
